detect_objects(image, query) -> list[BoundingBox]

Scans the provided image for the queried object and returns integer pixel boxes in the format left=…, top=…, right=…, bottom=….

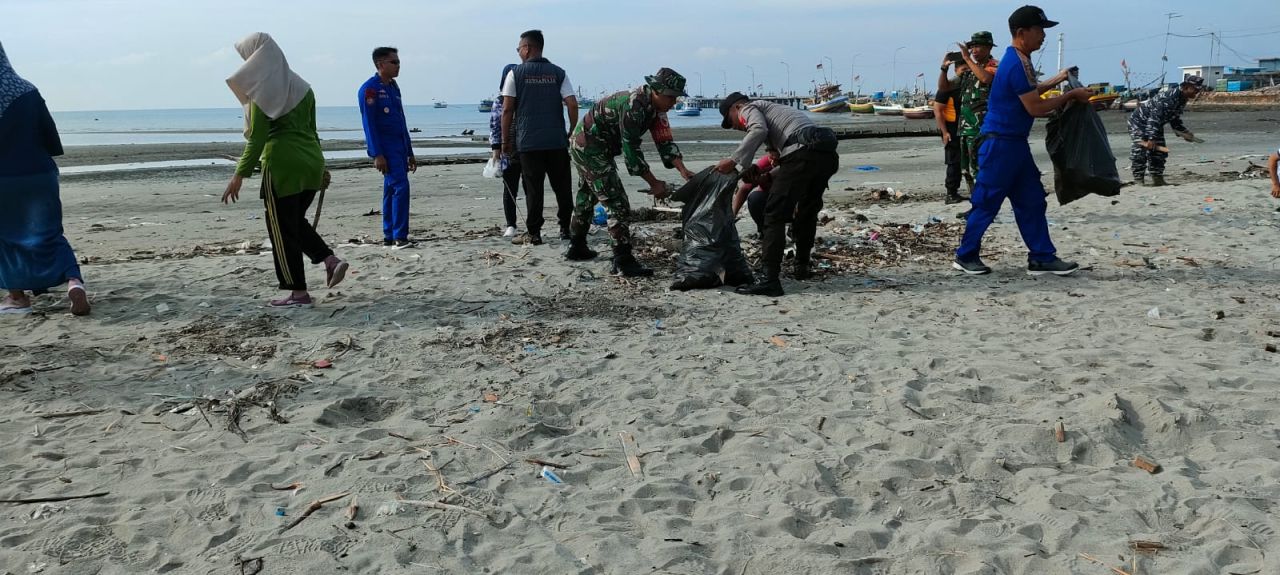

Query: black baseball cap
left=719, top=92, right=750, bottom=129
left=1009, top=5, right=1058, bottom=30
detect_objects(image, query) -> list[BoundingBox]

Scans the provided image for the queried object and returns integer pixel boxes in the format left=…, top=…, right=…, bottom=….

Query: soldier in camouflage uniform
left=564, top=67, right=695, bottom=277
left=939, top=31, right=1000, bottom=193
left=1128, top=74, right=1205, bottom=186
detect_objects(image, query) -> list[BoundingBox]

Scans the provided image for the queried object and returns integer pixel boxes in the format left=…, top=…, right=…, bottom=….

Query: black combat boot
left=611, top=244, right=653, bottom=277
left=1150, top=175, right=1167, bottom=187
left=736, top=265, right=783, bottom=296
left=944, top=189, right=969, bottom=204
left=564, top=233, right=598, bottom=261
left=1134, top=174, right=1146, bottom=186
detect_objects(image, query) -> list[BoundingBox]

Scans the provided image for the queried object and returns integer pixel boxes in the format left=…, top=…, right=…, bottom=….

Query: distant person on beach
left=933, top=60, right=966, bottom=205
left=1269, top=148, right=1279, bottom=199
left=938, top=31, right=1000, bottom=195
left=502, top=29, right=577, bottom=246
left=1128, top=75, right=1205, bottom=187
left=565, top=68, right=695, bottom=277
left=223, top=32, right=349, bottom=308
left=490, top=63, right=523, bottom=238
left=0, top=42, right=90, bottom=315
left=952, top=6, right=1091, bottom=277
left=359, top=46, right=417, bottom=247
left=732, top=148, right=780, bottom=237
left=716, top=92, right=839, bottom=296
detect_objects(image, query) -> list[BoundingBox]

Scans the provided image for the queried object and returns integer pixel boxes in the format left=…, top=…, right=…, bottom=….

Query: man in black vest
left=500, top=29, right=579, bottom=245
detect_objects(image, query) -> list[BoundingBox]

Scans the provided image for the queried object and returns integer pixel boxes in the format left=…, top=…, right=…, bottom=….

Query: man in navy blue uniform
left=501, top=29, right=578, bottom=246
left=953, top=5, right=1092, bottom=277
left=360, top=47, right=417, bottom=247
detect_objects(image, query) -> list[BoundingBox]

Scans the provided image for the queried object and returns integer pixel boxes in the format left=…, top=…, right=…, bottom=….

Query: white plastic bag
left=482, top=157, right=501, bottom=179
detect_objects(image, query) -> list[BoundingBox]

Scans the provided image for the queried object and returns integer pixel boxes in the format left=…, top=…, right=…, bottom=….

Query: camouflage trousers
left=569, top=145, right=633, bottom=245
left=958, top=111, right=984, bottom=189
left=1128, top=127, right=1168, bottom=178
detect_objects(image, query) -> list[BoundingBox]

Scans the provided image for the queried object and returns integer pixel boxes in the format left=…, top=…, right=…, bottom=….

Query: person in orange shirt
left=934, top=58, right=967, bottom=204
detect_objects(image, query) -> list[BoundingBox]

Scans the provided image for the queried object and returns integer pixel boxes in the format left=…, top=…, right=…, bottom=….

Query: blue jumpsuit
left=956, top=46, right=1057, bottom=264
left=359, top=75, right=413, bottom=242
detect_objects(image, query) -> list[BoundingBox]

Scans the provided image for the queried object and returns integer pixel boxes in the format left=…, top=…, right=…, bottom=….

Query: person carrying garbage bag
left=564, top=67, right=695, bottom=277
left=1127, top=74, right=1206, bottom=187
left=669, top=168, right=755, bottom=291
left=715, top=92, right=839, bottom=297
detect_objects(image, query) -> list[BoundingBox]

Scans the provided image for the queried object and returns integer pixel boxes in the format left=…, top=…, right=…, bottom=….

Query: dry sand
left=2, top=111, right=1279, bottom=575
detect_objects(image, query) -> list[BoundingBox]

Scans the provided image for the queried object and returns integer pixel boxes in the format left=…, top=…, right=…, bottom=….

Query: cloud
left=695, top=46, right=730, bottom=60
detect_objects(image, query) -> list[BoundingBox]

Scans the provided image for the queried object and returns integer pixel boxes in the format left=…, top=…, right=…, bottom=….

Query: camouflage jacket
left=1129, top=86, right=1188, bottom=139
left=572, top=86, right=681, bottom=176
left=957, top=56, right=999, bottom=128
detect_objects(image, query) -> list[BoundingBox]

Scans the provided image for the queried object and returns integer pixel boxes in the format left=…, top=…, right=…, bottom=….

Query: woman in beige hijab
left=222, top=32, right=348, bottom=308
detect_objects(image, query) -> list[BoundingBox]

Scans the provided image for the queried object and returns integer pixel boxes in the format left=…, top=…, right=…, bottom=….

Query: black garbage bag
left=1045, top=78, right=1122, bottom=205
left=669, top=167, right=754, bottom=291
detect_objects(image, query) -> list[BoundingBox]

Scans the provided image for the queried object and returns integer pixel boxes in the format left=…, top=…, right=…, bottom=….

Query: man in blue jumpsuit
left=953, top=5, right=1092, bottom=277
left=360, top=47, right=417, bottom=247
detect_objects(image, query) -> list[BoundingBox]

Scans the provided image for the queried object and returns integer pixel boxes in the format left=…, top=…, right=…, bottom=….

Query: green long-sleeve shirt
left=235, top=89, right=324, bottom=198
left=571, top=86, right=681, bottom=177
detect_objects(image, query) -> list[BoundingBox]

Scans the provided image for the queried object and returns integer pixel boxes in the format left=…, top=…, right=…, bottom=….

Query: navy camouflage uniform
left=1127, top=85, right=1190, bottom=179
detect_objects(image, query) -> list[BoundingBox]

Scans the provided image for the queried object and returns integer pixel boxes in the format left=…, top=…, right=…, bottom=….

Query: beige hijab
left=226, top=33, right=311, bottom=134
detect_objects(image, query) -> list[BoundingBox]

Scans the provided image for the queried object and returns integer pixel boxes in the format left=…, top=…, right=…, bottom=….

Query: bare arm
left=732, top=182, right=752, bottom=216
left=957, top=44, right=993, bottom=84
left=564, top=95, right=579, bottom=135
left=937, top=57, right=953, bottom=92
left=1020, top=87, right=1090, bottom=118
left=1036, top=69, right=1072, bottom=95
left=933, top=99, right=948, bottom=136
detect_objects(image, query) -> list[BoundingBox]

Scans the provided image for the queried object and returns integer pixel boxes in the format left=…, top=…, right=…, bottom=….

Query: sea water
left=52, top=104, right=728, bottom=147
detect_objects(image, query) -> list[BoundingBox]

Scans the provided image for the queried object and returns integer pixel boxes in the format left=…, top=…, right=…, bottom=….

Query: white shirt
left=501, top=70, right=575, bottom=100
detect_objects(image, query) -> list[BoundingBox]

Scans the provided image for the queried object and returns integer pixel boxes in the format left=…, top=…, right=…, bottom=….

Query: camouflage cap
left=645, top=68, right=688, bottom=97
left=967, top=31, right=996, bottom=47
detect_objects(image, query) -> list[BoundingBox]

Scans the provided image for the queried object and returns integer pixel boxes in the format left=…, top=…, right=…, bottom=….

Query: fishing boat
left=804, top=83, right=849, bottom=113
left=849, top=102, right=875, bottom=114
left=674, top=100, right=701, bottom=117
left=872, top=104, right=904, bottom=116
left=433, top=101, right=447, bottom=109
left=903, top=106, right=934, bottom=120
left=575, top=88, right=596, bottom=110
left=1089, top=93, right=1119, bottom=111
left=478, top=99, right=494, bottom=113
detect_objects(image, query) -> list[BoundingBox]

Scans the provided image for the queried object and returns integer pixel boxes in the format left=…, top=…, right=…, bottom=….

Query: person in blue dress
left=0, top=42, right=90, bottom=316
left=952, top=5, right=1092, bottom=277
left=359, top=47, right=417, bottom=247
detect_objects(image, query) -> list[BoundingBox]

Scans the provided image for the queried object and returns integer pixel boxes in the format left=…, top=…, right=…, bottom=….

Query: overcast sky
left=3, top=0, right=1278, bottom=111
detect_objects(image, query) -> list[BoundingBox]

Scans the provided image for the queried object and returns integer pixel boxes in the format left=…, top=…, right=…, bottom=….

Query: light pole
left=892, top=46, right=906, bottom=94
left=694, top=72, right=703, bottom=98
left=746, top=65, right=756, bottom=94
left=1159, top=12, right=1182, bottom=84
left=780, top=61, right=790, bottom=95
left=850, top=53, right=860, bottom=95
left=720, top=70, right=727, bottom=97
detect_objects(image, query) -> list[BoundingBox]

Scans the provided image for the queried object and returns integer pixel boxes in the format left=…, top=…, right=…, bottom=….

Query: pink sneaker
left=325, top=257, right=349, bottom=288
left=268, top=294, right=313, bottom=308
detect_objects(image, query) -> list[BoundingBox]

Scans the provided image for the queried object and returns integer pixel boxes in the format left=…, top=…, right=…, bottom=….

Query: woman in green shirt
left=222, top=32, right=348, bottom=308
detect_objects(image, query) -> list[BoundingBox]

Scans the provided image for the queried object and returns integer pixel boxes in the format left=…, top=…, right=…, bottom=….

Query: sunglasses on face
left=382, top=59, right=400, bottom=65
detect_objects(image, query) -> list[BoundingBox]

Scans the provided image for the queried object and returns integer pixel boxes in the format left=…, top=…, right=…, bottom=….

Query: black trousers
left=943, top=121, right=961, bottom=193
left=262, top=186, right=333, bottom=291
left=761, top=149, right=840, bottom=269
left=501, top=157, right=522, bottom=228
left=518, top=148, right=574, bottom=235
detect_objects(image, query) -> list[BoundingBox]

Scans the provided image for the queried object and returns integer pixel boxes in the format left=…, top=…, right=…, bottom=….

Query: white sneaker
left=502, top=226, right=518, bottom=238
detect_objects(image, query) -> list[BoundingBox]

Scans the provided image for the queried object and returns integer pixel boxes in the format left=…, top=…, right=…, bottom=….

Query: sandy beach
left=2, top=110, right=1279, bottom=575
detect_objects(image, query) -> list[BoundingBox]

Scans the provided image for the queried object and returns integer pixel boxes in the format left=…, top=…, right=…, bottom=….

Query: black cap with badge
left=1008, top=5, right=1058, bottom=30
left=718, top=92, right=750, bottom=129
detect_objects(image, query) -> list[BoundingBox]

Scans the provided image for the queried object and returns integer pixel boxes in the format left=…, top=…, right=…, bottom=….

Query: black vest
left=513, top=58, right=568, bottom=152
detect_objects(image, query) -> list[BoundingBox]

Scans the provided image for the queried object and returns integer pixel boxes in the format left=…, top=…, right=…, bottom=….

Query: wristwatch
left=940, top=65, right=949, bottom=71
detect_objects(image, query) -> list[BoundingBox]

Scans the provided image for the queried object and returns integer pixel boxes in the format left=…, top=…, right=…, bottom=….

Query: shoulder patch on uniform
left=364, top=87, right=377, bottom=106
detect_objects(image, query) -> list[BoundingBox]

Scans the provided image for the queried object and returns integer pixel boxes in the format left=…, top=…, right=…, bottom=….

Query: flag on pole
left=916, top=73, right=925, bottom=78
left=815, top=63, right=823, bottom=69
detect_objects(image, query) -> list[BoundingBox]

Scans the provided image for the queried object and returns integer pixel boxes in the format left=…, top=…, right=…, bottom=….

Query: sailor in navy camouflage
left=565, top=68, right=694, bottom=276
left=1127, top=75, right=1205, bottom=185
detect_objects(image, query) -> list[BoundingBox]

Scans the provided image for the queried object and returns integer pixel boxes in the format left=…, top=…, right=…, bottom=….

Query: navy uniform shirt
left=359, top=74, right=411, bottom=158
left=981, top=46, right=1037, bottom=139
